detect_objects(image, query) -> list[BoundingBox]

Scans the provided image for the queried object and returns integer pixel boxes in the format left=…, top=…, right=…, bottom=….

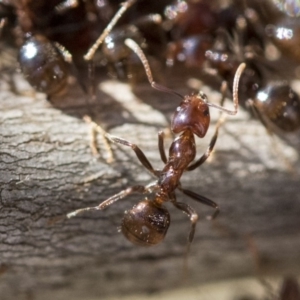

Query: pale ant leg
left=105, top=133, right=159, bottom=177
left=83, top=116, right=114, bottom=163
left=158, top=131, right=167, bottom=164
left=178, top=187, right=219, bottom=220
left=67, top=185, right=147, bottom=219
left=84, top=0, right=137, bottom=61
left=54, top=42, right=89, bottom=95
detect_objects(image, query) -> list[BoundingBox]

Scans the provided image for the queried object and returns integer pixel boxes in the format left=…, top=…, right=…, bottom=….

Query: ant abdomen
left=101, top=25, right=145, bottom=80
left=18, top=34, right=68, bottom=95
left=121, top=200, right=170, bottom=247
left=255, top=82, right=300, bottom=132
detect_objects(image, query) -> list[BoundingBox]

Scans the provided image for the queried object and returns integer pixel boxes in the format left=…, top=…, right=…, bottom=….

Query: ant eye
left=198, top=91, right=207, bottom=100
left=203, top=109, right=209, bottom=116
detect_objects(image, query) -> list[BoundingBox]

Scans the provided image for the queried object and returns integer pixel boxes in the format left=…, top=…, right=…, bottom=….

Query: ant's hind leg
left=186, top=82, right=229, bottom=172
left=179, top=187, right=219, bottom=220
left=67, top=185, right=147, bottom=219
left=105, top=133, right=159, bottom=177
left=171, top=200, right=198, bottom=255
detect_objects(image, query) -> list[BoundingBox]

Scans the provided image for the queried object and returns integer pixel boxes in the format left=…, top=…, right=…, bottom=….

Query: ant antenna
left=84, top=0, right=137, bottom=61
left=125, top=38, right=246, bottom=109
left=124, top=38, right=184, bottom=99
left=207, top=62, right=246, bottom=115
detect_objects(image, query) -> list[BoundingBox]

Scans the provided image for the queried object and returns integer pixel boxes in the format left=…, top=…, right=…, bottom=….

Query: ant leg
left=186, top=82, right=228, bottom=171
left=247, top=99, right=273, bottom=135
left=84, top=0, right=136, bottom=61
left=105, top=133, right=159, bottom=177
left=171, top=200, right=198, bottom=246
left=179, top=187, right=219, bottom=220
left=84, top=116, right=114, bottom=163
left=186, top=119, right=221, bottom=171
left=54, top=42, right=88, bottom=95
left=67, top=185, right=147, bottom=219
left=158, top=131, right=167, bottom=164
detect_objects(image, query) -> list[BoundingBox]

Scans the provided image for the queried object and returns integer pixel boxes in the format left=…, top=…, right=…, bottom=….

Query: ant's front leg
left=67, top=185, right=147, bottom=219
left=158, top=131, right=167, bottom=164
left=186, top=82, right=228, bottom=171
left=186, top=121, right=220, bottom=171
left=105, top=133, right=159, bottom=177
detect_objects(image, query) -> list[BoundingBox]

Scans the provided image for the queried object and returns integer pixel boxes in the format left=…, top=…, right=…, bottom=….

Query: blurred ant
left=67, top=38, right=246, bottom=248
left=163, top=1, right=300, bottom=133
left=1, top=0, right=138, bottom=97
left=204, top=13, right=300, bottom=134
left=4, top=0, right=168, bottom=98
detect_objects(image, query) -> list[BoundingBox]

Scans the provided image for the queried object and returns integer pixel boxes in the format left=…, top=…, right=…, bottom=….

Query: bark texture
left=0, top=67, right=300, bottom=300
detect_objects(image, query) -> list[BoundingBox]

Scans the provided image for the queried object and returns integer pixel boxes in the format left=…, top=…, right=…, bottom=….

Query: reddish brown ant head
left=121, top=200, right=170, bottom=247
left=172, top=92, right=210, bottom=138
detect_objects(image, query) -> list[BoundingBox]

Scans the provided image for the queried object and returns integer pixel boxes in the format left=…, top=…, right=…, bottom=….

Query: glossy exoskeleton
left=272, top=0, right=300, bottom=17
left=266, top=16, right=300, bottom=63
left=163, top=0, right=218, bottom=68
left=98, top=13, right=166, bottom=81
left=67, top=38, right=246, bottom=248
left=18, top=34, right=69, bottom=95
left=13, top=0, right=169, bottom=96
left=204, top=12, right=300, bottom=133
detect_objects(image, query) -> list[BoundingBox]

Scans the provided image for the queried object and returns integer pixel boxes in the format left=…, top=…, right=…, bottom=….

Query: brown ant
left=3, top=0, right=137, bottom=96
left=67, top=38, right=246, bottom=248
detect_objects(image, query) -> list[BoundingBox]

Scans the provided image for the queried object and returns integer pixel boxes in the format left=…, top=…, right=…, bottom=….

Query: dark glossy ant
left=162, top=1, right=300, bottom=133
left=2, top=0, right=138, bottom=96
left=266, top=12, right=300, bottom=63
left=6, top=0, right=169, bottom=98
left=204, top=14, right=300, bottom=134
left=67, top=38, right=246, bottom=248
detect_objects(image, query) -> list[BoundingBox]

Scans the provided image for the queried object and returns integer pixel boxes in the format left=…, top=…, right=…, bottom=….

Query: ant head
left=172, top=91, right=210, bottom=138
left=121, top=199, right=170, bottom=247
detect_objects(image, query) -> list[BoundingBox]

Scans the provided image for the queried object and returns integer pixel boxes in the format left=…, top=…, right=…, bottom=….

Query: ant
left=67, top=38, right=246, bottom=248
left=1, top=0, right=138, bottom=96
left=163, top=1, right=300, bottom=133
left=204, top=13, right=300, bottom=133
left=5, top=0, right=168, bottom=100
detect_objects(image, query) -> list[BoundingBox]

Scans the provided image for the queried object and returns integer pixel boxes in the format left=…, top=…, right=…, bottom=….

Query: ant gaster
left=67, top=39, right=246, bottom=248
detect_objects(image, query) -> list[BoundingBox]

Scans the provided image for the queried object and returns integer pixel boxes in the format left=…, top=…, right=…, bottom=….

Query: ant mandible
left=67, top=38, right=246, bottom=248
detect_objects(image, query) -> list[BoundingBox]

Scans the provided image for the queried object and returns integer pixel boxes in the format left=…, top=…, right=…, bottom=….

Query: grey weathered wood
left=0, top=66, right=300, bottom=300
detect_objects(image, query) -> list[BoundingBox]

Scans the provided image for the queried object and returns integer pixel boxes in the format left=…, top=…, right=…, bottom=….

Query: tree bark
left=0, top=67, right=300, bottom=300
